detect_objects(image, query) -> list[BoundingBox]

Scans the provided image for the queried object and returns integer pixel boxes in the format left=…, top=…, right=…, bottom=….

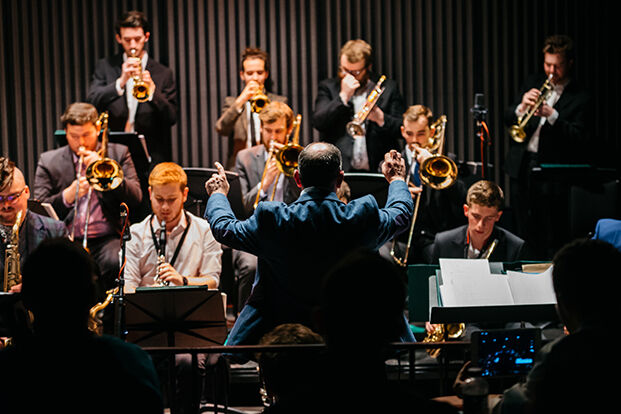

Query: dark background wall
left=1, top=0, right=618, bottom=200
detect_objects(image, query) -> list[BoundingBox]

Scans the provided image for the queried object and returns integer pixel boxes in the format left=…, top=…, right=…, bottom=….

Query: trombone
left=72, top=112, right=124, bottom=250
left=346, top=75, right=386, bottom=137
left=253, top=114, right=303, bottom=209
left=509, top=73, right=554, bottom=143
left=389, top=115, right=458, bottom=267
left=129, top=48, right=150, bottom=102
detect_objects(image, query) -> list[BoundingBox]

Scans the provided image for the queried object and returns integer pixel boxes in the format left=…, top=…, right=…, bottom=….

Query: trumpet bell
left=250, top=93, right=270, bottom=113
left=509, top=125, right=526, bottom=143
left=132, top=83, right=150, bottom=102
left=86, top=158, right=124, bottom=191
left=420, top=155, right=458, bottom=190
left=346, top=121, right=365, bottom=137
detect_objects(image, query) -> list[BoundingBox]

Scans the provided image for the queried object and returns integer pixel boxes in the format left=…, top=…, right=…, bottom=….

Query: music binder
left=343, top=172, right=388, bottom=207
left=184, top=167, right=246, bottom=219
left=124, top=286, right=227, bottom=347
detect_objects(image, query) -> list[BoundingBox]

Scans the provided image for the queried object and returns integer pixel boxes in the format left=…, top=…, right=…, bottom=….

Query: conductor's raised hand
left=205, top=162, right=230, bottom=196
left=381, top=150, right=407, bottom=183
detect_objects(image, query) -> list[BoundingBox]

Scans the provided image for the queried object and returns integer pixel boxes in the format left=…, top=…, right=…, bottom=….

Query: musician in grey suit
left=87, top=10, right=177, bottom=166
left=232, top=102, right=301, bottom=314
left=216, top=47, right=288, bottom=169
left=33, top=103, right=142, bottom=297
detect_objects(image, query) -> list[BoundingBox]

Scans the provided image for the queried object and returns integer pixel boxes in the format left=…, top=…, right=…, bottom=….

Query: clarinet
left=154, top=220, right=170, bottom=286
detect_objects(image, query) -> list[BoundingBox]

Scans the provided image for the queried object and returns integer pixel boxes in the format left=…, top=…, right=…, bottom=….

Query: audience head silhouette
left=552, top=238, right=621, bottom=332
left=317, top=248, right=406, bottom=352
left=21, top=237, right=97, bottom=335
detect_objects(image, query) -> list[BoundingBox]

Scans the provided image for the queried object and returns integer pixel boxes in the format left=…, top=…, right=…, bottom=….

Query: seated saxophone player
left=123, top=161, right=222, bottom=292
left=380, top=105, right=467, bottom=265
left=0, top=157, right=68, bottom=295
left=215, top=47, right=288, bottom=169
left=123, top=162, right=222, bottom=414
left=33, top=102, right=143, bottom=298
left=232, top=101, right=301, bottom=315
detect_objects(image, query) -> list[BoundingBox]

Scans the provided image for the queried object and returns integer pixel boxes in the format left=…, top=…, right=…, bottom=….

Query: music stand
left=344, top=172, right=388, bottom=207
left=27, top=199, right=59, bottom=220
left=184, top=167, right=246, bottom=219
left=124, top=286, right=227, bottom=347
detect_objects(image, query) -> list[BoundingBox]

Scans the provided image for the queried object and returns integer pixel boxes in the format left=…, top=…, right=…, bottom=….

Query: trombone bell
left=85, top=159, right=124, bottom=191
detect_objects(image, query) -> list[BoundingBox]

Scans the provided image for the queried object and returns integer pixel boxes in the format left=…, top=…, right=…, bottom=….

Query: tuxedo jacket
left=312, top=74, right=406, bottom=172
left=205, top=180, right=413, bottom=345
left=0, top=211, right=67, bottom=276
left=504, top=73, right=591, bottom=178
left=430, top=224, right=526, bottom=264
left=234, top=145, right=301, bottom=216
left=33, top=144, right=143, bottom=234
left=216, top=93, right=288, bottom=169
left=87, top=53, right=177, bottom=165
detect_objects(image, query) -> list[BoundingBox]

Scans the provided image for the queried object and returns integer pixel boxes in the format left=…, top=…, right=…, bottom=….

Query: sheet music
left=506, top=266, right=557, bottom=305
left=438, top=258, right=514, bottom=307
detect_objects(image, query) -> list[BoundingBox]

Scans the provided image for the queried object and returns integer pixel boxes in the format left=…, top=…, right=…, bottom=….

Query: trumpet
left=509, top=73, right=554, bottom=143
left=250, top=85, right=270, bottom=113
left=154, top=219, right=170, bottom=287
left=389, top=115, right=458, bottom=267
left=346, top=75, right=386, bottom=137
left=129, top=48, right=150, bottom=102
left=253, top=115, right=303, bottom=209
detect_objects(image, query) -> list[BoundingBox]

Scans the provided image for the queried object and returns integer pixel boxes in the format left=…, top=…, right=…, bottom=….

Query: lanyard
left=149, top=211, right=191, bottom=268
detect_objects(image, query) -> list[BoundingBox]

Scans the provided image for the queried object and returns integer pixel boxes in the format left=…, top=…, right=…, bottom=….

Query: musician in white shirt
left=124, top=161, right=222, bottom=293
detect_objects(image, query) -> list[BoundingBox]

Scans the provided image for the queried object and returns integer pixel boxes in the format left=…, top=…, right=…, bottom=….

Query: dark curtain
left=1, top=0, right=618, bottom=200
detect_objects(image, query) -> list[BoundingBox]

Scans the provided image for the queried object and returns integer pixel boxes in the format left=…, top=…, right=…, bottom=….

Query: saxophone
left=3, top=210, right=23, bottom=292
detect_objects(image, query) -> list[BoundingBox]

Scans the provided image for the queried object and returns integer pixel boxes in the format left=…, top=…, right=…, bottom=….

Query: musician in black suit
left=232, top=101, right=301, bottom=313
left=87, top=10, right=177, bottom=166
left=504, top=34, right=590, bottom=257
left=312, top=39, right=406, bottom=172
left=430, top=180, right=526, bottom=264
left=382, top=105, right=467, bottom=265
left=33, top=103, right=142, bottom=296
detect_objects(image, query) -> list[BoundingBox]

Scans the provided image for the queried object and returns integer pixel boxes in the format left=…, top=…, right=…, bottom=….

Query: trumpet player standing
left=216, top=47, right=288, bottom=169
left=233, top=102, right=301, bottom=315
left=33, top=103, right=142, bottom=297
left=312, top=39, right=405, bottom=172
left=504, top=34, right=590, bottom=259
left=88, top=10, right=177, bottom=166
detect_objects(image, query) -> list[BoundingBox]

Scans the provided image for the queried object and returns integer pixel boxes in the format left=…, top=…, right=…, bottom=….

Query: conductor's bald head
left=296, top=143, right=344, bottom=190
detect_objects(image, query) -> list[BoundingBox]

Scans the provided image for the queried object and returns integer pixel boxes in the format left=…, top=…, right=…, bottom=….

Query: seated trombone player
left=232, top=101, right=301, bottom=314
left=124, top=161, right=222, bottom=292
left=33, top=102, right=142, bottom=297
left=382, top=105, right=466, bottom=266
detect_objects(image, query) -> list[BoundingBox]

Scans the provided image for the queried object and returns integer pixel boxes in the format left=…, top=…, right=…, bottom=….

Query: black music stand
left=124, top=286, right=227, bottom=347
left=344, top=172, right=388, bottom=207
left=184, top=167, right=246, bottom=219
left=27, top=199, right=59, bottom=220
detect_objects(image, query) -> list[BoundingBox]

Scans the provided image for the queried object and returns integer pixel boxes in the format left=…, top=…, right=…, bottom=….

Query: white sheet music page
left=506, top=265, right=557, bottom=305
left=438, top=258, right=514, bottom=307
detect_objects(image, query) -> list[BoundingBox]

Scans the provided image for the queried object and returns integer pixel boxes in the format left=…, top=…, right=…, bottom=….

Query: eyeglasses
left=340, top=66, right=367, bottom=77
left=0, top=187, right=26, bottom=204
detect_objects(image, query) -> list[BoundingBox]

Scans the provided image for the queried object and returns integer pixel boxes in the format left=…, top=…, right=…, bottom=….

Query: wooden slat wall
left=1, top=0, right=618, bottom=197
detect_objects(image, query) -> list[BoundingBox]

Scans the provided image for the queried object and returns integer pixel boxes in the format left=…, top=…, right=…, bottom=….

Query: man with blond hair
left=313, top=39, right=405, bottom=172
left=124, top=161, right=222, bottom=291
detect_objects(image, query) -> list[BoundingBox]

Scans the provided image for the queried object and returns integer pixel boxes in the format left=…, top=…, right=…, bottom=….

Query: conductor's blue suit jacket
left=205, top=180, right=413, bottom=346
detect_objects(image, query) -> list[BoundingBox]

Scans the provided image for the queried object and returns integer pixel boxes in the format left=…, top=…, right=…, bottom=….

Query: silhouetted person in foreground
left=0, top=238, right=163, bottom=413
left=306, top=249, right=457, bottom=413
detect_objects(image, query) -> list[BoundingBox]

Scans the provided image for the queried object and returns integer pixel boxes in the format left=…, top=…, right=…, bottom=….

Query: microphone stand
left=471, top=93, right=490, bottom=179
left=114, top=203, right=130, bottom=339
